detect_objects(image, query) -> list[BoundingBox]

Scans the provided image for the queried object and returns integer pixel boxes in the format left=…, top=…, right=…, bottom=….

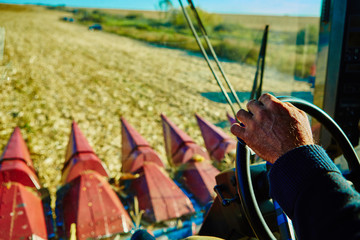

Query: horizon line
left=2, top=2, right=321, bottom=18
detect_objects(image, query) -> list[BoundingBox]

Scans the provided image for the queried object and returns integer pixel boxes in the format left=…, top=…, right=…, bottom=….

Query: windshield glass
left=0, top=0, right=321, bottom=234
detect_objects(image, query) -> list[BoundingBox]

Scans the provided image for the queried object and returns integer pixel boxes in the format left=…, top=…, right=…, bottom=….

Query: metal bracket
left=214, top=185, right=239, bottom=206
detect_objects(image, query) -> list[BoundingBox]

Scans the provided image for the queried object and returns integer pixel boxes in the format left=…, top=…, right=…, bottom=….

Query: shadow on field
left=201, top=91, right=313, bottom=104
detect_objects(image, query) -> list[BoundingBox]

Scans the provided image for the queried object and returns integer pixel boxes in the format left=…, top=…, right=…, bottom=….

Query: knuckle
left=246, top=119, right=256, bottom=130
left=257, top=108, right=267, bottom=118
left=237, top=109, right=248, bottom=119
left=246, top=99, right=256, bottom=109
left=298, top=108, right=307, bottom=116
left=267, top=100, right=277, bottom=109
left=299, top=111, right=309, bottom=121
left=271, top=100, right=289, bottom=112
left=259, top=93, right=271, bottom=102
left=280, top=105, right=292, bottom=116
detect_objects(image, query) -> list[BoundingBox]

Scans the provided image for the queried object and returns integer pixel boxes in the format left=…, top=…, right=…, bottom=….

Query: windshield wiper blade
left=250, top=25, right=269, bottom=101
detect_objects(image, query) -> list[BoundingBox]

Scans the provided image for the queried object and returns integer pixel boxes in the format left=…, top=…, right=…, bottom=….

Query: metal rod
left=178, top=0, right=237, bottom=116
left=187, top=0, right=242, bottom=110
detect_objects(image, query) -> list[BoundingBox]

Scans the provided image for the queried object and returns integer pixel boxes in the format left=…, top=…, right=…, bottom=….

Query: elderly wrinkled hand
left=230, top=93, right=314, bottom=164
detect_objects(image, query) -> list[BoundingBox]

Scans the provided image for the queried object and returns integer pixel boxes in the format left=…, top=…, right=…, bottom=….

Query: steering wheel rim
left=235, top=96, right=360, bottom=240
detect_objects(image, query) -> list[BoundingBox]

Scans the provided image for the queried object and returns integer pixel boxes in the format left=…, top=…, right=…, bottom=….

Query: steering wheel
left=235, top=96, right=360, bottom=240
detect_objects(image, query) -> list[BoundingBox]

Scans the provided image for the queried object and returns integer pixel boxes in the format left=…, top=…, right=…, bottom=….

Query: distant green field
left=55, top=6, right=319, bottom=78
left=78, top=8, right=319, bottom=32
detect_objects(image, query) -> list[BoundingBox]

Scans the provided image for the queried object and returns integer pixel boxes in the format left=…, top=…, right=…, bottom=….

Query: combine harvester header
left=0, top=127, right=54, bottom=239
left=161, top=114, right=220, bottom=205
left=121, top=117, right=195, bottom=223
left=161, top=113, right=210, bottom=166
left=0, top=114, right=237, bottom=239
left=56, top=122, right=133, bottom=240
left=121, top=117, right=165, bottom=173
left=61, top=121, right=109, bottom=184
left=195, top=114, right=236, bottom=162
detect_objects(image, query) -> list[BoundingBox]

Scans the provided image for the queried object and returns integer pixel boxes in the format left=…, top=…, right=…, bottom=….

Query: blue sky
left=0, top=0, right=322, bottom=16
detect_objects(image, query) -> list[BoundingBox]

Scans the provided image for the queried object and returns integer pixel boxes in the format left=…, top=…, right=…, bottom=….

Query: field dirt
left=0, top=4, right=310, bottom=201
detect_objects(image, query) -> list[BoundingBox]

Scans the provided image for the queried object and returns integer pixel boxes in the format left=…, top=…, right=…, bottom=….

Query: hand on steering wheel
left=230, top=94, right=360, bottom=240
left=231, top=94, right=314, bottom=164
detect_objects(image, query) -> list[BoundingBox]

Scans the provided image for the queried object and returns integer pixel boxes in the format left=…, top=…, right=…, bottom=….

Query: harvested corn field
left=0, top=4, right=310, bottom=201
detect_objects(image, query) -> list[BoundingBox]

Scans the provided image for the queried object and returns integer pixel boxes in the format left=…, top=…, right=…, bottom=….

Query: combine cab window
left=188, top=0, right=322, bottom=104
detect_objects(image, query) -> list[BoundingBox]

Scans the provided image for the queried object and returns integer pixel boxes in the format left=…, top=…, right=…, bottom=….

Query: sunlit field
left=60, top=6, right=319, bottom=78
left=0, top=4, right=311, bottom=202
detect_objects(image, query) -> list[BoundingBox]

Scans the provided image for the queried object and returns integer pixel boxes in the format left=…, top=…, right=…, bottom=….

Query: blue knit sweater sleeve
left=268, top=145, right=360, bottom=240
